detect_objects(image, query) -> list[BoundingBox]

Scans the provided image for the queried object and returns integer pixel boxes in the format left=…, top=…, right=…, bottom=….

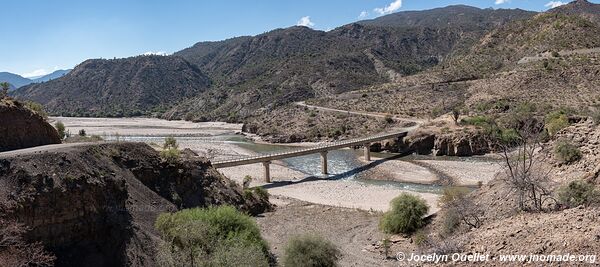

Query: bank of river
left=54, top=117, right=500, bottom=212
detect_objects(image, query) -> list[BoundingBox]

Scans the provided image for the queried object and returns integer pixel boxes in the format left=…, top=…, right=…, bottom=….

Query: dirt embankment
left=0, top=142, right=270, bottom=267
left=0, top=99, right=60, bottom=152
left=373, top=120, right=600, bottom=266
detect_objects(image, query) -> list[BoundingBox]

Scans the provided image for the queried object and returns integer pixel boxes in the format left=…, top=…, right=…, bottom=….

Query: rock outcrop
left=400, top=130, right=490, bottom=156
left=0, top=142, right=270, bottom=267
left=0, top=99, right=60, bottom=152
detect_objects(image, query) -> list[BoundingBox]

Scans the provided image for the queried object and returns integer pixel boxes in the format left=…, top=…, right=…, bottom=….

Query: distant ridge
left=0, top=69, right=71, bottom=90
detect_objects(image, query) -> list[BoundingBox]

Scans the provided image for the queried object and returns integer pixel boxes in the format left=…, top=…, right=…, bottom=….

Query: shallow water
left=103, top=134, right=498, bottom=195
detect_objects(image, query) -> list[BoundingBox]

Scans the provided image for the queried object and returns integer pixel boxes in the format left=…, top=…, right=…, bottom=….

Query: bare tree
left=494, top=118, right=555, bottom=212
left=439, top=187, right=483, bottom=229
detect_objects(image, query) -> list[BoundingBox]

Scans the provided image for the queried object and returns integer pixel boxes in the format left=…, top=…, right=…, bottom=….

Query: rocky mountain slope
left=549, top=0, right=600, bottom=24
left=0, top=142, right=270, bottom=266
left=0, top=72, right=32, bottom=89
left=0, top=99, right=60, bottom=151
left=14, top=56, right=211, bottom=117
left=13, top=5, right=533, bottom=121
left=312, top=1, right=600, bottom=120
left=443, top=8, right=600, bottom=79
left=0, top=70, right=71, bottom=90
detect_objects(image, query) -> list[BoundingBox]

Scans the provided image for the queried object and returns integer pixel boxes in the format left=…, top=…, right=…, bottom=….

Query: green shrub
left=155, top=206, right=269, bottom=266
left=78, top=129, right=86, bottom=137
left=384, top=115, right=394, bottom=124
left=24, top=101, right=48, bottom=120
left=55, top=121, right=66, bottom=139
left=253, top=187, right=269, bottom=200
left=243, top=175, right=253, bottom=189
left=283, top=234, right=341, bottom=267
left=554, top=140, right=582, bottom=163
left=545, top=111, right=570, bottom=136
left=380, top=193, right=429, bottom=234
left=160, top=148, right=180, bottom=163
left=558, top=180, right=599, bottom=208
left=164, top=136, right=178, bottom=149
left=461, top=116, right=493, bottom=127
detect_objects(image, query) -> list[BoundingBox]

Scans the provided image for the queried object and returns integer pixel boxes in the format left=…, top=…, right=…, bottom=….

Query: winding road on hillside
left=0, top=142, right=109, bottom=158
left=295, top=101, right=425, bottom=126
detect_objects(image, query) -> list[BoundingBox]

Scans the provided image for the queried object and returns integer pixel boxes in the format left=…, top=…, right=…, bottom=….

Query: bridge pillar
left=364, top=143, right=371, bottom=161
left=320, top=151, right=328, bottom=175
left=262, top=161, right=271, bottom=183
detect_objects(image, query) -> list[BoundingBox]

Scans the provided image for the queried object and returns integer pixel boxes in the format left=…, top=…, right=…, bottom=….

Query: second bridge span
left=212, top=131, right=408, bottom=182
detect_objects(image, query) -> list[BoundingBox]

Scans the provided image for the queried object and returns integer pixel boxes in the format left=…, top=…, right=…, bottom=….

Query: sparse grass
left=440, top=209, right=461, bottom=236
left=413, top=230, right=428, bottom=247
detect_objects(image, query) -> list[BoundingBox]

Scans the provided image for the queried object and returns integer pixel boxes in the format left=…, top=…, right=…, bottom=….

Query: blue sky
left=0, top=0, right=594, bottom=77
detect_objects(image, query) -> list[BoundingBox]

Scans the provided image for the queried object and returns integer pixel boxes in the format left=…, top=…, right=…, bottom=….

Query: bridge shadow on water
left=261, top=152, right=410, bottom=190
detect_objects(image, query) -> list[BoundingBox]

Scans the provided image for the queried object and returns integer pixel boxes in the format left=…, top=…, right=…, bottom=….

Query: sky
left=0, top=0, right=596, bottom=77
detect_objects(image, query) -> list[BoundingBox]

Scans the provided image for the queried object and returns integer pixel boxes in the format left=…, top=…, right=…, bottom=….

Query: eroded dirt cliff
left=0, top=99, right=61, bottom=152
left=0, top=142, right=270, bottom=267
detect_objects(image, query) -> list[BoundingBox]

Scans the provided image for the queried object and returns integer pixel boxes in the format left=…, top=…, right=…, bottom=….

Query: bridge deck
left=212, top=131, right=407, bottom=168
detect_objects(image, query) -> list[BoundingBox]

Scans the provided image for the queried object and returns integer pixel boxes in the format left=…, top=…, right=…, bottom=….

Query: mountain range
left=11, top=0, right=600, bottom=122
left=0, top=69, right=71, bottom=90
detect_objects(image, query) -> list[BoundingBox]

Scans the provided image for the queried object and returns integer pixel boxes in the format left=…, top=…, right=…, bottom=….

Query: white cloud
left=22, top=67, right=59, bottom=78
left=359, top=11, right=369, bottom=19
left=296, top=16, right=315, bottom=27
left=545, top=1, right=567, bottom=8
left=495, top=0, right=510, bottom=4
left=374, top=0, right=402, bottom=15
left=142, top=51, right=169, bottom=56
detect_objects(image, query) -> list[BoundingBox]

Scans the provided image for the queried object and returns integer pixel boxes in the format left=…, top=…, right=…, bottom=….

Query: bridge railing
left=212, top=131, right=406, bottom=165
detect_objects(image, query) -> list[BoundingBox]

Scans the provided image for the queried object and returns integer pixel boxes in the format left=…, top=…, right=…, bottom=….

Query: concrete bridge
left=212, top=131, right=408, bottom=182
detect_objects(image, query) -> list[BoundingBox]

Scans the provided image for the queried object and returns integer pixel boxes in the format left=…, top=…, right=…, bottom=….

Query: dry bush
left=438, top=187, right=482, bottom=231
left=493, top=116, right=556, bottom=212
left=0, top=218, right=55, bottom=266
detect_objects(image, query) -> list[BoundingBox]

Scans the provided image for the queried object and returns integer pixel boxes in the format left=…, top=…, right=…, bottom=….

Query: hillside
left=14, top=56, right=211, bottom=117
left=549, top=0, right=600, bottom=24
left=166, top=6, right=532, bottom=121
left=359, top=5, right=534, bottom=31
left=0, top=72, right=32, bottom=89
left=442, top=1, right=600, bottom=79
left=310, top=1, right=600, bottom=120
left=0, top=142, right=270, bottom=266
left=0, top=99, right=60, bottom=151
left=31, top=69, right=71, bottom=83
left=13, top=5, right=532, bottom=121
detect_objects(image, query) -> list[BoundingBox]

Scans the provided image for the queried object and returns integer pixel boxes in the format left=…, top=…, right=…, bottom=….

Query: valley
left=3, top=0, right=600, bottom=266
